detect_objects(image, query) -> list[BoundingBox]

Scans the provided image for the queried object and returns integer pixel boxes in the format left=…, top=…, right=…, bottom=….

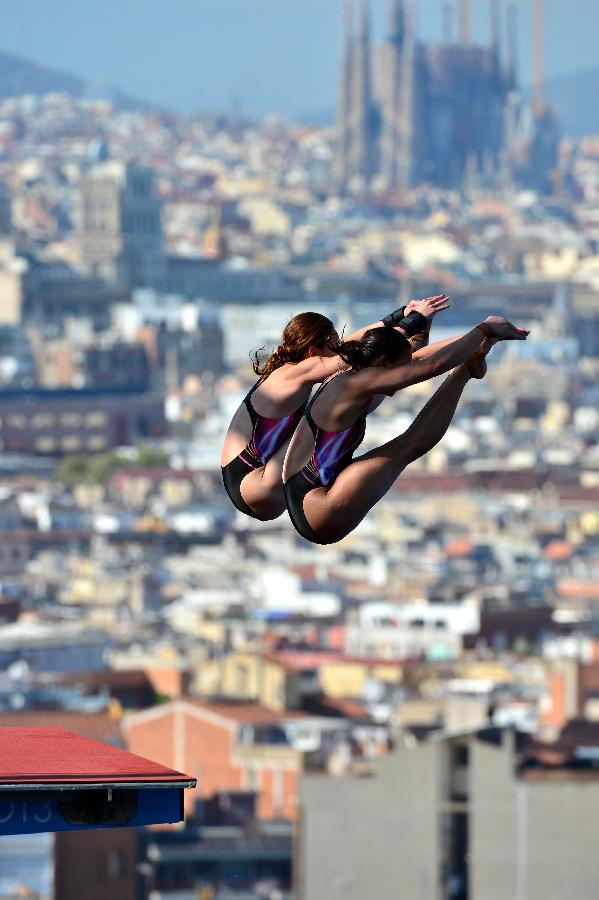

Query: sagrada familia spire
left=380, top=0, right=415, bottom=188
left=334, top=0, right=558, bottom=194
left=335, top=0, right=376, bottom=190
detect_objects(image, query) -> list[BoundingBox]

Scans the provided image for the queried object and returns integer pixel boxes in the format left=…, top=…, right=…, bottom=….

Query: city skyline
left=1, top=3, right=599, bottom=895
left=2, top=0, right=599, bottom=119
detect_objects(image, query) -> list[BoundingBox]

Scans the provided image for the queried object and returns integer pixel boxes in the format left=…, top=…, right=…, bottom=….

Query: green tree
left=135, top=446, right=169, bottom=468
left=55, top=455, right=90, bottom=485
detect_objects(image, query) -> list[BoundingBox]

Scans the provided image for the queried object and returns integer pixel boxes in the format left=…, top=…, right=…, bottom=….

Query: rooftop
left=185, top=699, right=307, bottom=726
left=0, top=726, right=194, bottom=790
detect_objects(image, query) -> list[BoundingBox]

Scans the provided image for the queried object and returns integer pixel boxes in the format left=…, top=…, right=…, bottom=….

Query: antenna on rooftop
left=342, top=0, right=353, bottom=28
left=506, top=1, right=518, bottom=87
left=397, top=0, right=416, bottom=187
left=490, top=0, right=501, bottom=55
left=532, top=0, right=545, bottom=114
left=442, top=2, right=455, bottom=43
left=459, top=0, right=471, bottom=44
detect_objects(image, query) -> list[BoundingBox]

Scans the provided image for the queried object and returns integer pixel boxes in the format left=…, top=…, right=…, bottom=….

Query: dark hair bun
left=337, top=327, right=410, bottom=371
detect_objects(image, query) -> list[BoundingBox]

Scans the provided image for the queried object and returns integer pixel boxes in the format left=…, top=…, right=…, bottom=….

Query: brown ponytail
left=252, top=312, right=336, bottom=380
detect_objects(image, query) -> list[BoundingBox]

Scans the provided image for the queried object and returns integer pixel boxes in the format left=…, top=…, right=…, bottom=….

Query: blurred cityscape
left=0, top=1, right=599, bottom=898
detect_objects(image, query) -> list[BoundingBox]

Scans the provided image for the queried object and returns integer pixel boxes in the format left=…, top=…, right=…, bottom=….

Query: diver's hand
left=405, top=294, right=451, bottom=324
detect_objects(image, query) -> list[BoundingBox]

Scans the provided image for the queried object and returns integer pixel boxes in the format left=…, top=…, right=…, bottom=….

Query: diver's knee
left=248, top=498, right=286, bottom=521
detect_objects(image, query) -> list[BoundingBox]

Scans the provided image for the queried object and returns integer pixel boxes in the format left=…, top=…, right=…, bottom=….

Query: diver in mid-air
left=221, top=295, right=448, bottom=520
left=282, top=315, right=528, bottom=545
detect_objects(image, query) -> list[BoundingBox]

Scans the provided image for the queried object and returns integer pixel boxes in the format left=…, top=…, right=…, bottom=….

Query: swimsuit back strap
left=243, top=379, right=263, bottom=425
left=305, top=373, right=340, bottom=433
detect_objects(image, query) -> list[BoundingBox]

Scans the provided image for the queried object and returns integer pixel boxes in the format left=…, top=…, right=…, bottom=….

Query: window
left=61, top=435, right=82, bottom=452
left=85, top=411, right=108, bottom=427
left=35, top=437, right=56, bottom=452
left=6, top=414, right=26, bottom=429
left=452, top=744, right=469, bottom=768
left=32, top=413, right=55, bottom=428
left=245, top=764, right=260, bottom=791
left=273, top=767, right=284, bottom=817
left=235, top=663, right=249, bottom=695
left=87, top=435, right=107, bottom=451
left=61, top=412, right=82, bottom=427
left=107, top=848, right=127, bottom=879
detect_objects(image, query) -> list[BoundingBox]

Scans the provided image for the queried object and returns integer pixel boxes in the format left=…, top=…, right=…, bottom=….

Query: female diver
left=221, top=296, right=449, bottom=520
left=282, top=316, right=529, bottom=544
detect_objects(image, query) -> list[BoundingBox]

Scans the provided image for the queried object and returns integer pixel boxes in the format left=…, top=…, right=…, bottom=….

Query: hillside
left=1, top=50, right=599, bottom=137
left=0, top=51, right=148, bottom=110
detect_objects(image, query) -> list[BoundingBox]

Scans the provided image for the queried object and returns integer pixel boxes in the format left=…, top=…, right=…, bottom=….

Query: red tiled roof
left=395, top=473, right=471, bottom=494
left=59, top=669, right=154, bottom=692
left=543, top=541, right=574, bottom=561
left=520, top=719, right=599, bottom=779
left=339, top=656, right=408, bottom=668
left=325, top=625, right=346, bottom=651
left=0, top=711, right=123, bottom=745
left=445, top=538, right=474, bottom=557
left=287, top=565, right=318, bottom=579
left=303, top=695, right=371, bottom=719
left=0, top=727, right=193, bottom=788
left=262, top=651, right=341, bottom=672
left=555, top=718, right=599, bottom=752
left=186, top=700, right=307, bottom=725
left=263, top=651, right=407, bottom=670
left=557, top=579, right=599, bottom=600
left=556, top=485, right=599, bottom=504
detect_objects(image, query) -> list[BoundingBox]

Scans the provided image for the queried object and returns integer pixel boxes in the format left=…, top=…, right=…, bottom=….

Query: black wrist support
left=382, top=306, right=406, bottom=328
left=385, top=309, right=429, bottom=338
left=399, top=310, right=428, bottom=337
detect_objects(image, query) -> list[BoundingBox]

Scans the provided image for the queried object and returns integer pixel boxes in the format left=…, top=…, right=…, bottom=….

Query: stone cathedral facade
left=334, top=0, right=515, bottom=193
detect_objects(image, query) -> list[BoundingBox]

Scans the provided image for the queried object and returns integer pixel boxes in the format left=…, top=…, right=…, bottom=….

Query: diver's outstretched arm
left=350, top=317, right=528, bottom=398
left=295, top=342, right=498, bottom=544
left=411, top=332, right=465, bottom=360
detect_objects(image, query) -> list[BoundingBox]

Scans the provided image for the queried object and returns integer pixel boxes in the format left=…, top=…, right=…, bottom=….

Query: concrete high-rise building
left=334, top=0, right=555, bottom=193
left=78, top=161, right=165, bottom=291
left=301, top=721, right=599, bottom=899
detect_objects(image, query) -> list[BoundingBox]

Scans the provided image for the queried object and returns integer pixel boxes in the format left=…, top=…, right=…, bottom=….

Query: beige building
left=193, top=650, right=406, bottom=712
left=194, top=651, right=304, bottom=712
left=0, top=239, right=23, bottom=325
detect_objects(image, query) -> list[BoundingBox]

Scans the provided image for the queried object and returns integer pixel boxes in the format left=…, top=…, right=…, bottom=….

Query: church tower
left=348, top=0, right=375, bottom=189
left=334, top=0, right=354, bottom=188
left=381, top=0, right=416, bottom=188
left=334, top=0, right=376, bottom=191
left=381, top=0, right=405, bottom=187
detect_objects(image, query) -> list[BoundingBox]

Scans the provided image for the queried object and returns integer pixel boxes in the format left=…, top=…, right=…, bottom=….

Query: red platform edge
left=0, top=727, right=195, bottom=787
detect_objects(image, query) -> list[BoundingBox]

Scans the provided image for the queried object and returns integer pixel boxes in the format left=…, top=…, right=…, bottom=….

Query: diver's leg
left=301, top=363, right=473, bottom=543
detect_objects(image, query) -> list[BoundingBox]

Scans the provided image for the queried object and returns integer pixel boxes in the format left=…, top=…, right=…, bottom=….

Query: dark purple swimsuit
left=222, top=381, right=305, bottom=518
left=284, top=378, right=367, bottom=543
left=239, top=383, right=304, bottom=469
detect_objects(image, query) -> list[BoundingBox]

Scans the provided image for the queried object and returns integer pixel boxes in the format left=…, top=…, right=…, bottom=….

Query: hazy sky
left=2, top=0, right=598, bottom=118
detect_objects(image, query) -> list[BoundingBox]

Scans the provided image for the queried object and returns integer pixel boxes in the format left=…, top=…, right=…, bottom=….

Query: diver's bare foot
left=465, top=337, right=496, bottom=379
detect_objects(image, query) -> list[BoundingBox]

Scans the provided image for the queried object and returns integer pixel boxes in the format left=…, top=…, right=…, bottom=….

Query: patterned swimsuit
left=284, top=377, right=367, bottom=543
left=222, top=381, right=305, bottom=518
